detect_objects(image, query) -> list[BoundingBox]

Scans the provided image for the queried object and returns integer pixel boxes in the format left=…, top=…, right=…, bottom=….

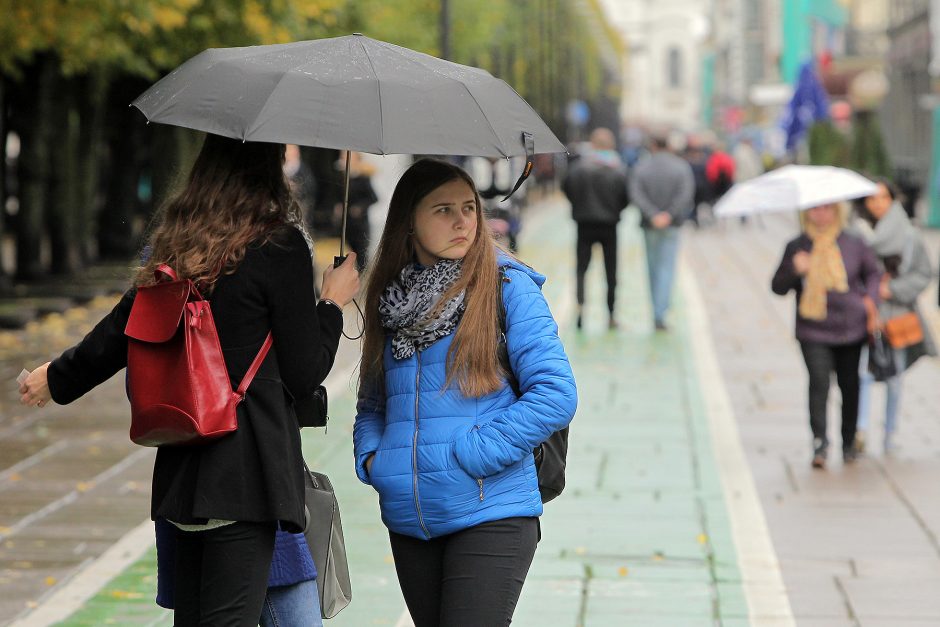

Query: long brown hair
left=361, top=159, right=502, bottom=397
left=135, top=134, right=293, bottom=288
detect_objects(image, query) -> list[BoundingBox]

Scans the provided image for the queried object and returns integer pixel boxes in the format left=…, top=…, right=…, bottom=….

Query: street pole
left=440, top=0, right=450, bottom=60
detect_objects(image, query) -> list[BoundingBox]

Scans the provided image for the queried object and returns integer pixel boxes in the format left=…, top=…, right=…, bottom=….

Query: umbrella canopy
left=131, top=34, right=564, bottom=159
left=713, top=165, right=878, bottom=218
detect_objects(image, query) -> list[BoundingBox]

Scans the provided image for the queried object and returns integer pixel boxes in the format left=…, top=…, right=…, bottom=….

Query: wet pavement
left=1, top=191, right=939, bottom=626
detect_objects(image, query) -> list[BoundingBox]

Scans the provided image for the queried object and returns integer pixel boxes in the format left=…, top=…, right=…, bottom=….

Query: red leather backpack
left=124, top=265, right=272, bottom=447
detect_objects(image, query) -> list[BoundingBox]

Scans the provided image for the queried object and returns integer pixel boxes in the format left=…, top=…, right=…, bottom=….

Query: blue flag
left=780, top=61, right=830, bottom=151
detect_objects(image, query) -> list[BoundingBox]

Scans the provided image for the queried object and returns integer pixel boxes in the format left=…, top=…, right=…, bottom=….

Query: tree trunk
left=0, top=77, right=9, bottom=289
left=48, top=74, right=83, bottom=275
left=11, top=55, right=56, bottom=281
left=98, top=77, right=146, bottom=261
left=150, top=125, right=202, bottom=214
left=76, top=72, right=107, bottom=264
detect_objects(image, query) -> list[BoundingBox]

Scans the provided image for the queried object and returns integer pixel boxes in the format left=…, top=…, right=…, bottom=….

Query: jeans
left=576, top=223, right=618, bottom=313
left=173, top=521, right=276, bottom=627
left=799, top=340, right=864, bottom=453
left=389, top=517, right=539, bottom=627
left=260, top=579, right=323, bottom=627
left=643, top=227, right=681, bottom=324
left=858, top=344, right=906, bottom=438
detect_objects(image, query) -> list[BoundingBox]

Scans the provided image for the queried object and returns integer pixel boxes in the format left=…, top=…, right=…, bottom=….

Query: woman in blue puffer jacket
left=354, top=158, right=577, bottom=627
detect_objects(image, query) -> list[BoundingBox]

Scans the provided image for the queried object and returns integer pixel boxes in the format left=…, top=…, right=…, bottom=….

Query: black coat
left=47, top=226, right=342, bottom=532
left=562, top=158, right=629, bottom=225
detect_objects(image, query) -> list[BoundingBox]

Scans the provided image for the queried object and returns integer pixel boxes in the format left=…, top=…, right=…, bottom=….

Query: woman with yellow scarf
left=772, top=203, right=881, bottom=469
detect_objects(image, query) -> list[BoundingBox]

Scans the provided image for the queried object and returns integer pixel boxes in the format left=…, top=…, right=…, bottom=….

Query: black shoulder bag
left=496, top=268, right=569, bottom=503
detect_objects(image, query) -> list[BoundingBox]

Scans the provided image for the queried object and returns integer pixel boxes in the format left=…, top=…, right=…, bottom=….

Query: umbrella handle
left=334, top=150, right=351, bottom=268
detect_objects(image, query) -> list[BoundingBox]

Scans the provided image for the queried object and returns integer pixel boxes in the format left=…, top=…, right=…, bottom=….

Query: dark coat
left=562, top=157, right=629, bottom=225
left=47, top=226, right=343, bottom=533
left=771, top=231, right=881, bottom=346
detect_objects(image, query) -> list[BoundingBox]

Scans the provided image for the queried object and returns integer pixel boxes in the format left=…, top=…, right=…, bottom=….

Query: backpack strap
left=496, top=267, right=520, bottom=396
left=155, top=264, right=178, bottom=282
left=235, top=332, right=274, bottom=399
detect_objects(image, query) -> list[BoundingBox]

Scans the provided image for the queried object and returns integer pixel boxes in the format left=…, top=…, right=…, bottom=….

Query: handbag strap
left=235, top=332, right=274, bottom=399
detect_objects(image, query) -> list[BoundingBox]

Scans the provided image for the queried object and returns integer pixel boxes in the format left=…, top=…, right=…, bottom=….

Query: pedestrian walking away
left=771, top=202, right=881, bottom=469
left=630, top=133, right=696, bottom=331
left=17, top=134, right=360, bottom=627
left=851, top=179, right=936, bottom=455
left=562, top=127, right=629, bottom=330
left=353, top=159, right=577, bottom=627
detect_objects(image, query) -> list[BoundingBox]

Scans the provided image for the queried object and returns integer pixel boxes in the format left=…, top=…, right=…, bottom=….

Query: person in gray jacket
left=629, top=134, right=695, bottom=330
left=562, top=128, right=629, bottom=330
left=853, top=179, right=936, bottom=454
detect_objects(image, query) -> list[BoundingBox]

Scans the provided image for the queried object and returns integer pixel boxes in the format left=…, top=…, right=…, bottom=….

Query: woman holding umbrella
left=18, top=134, right=360, bottom=626
left=353, top=159, right=577, bottom=626
left=772, top=201, right=881, bottom=469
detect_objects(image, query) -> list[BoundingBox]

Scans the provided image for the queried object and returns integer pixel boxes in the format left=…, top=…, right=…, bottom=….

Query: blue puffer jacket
left=354, top=258, right=577, bottom=539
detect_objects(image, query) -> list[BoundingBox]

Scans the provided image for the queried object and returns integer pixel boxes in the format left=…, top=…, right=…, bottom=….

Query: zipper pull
left=477, top=479, right=484, bottom=501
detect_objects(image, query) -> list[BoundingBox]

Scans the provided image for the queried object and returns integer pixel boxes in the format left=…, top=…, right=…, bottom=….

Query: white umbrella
left=713, top=165, right=878, bottom=217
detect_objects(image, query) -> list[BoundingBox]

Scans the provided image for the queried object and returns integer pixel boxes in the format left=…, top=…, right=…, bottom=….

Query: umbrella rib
left=358, top=37, right=386, bottom=154
left=243, top=69, right=297, bottom=141
left=372, top=39, right=509, bottom=156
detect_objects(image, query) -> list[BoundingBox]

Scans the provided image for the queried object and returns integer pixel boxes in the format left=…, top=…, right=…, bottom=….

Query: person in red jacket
left=705, top=145, right=736, bottom=202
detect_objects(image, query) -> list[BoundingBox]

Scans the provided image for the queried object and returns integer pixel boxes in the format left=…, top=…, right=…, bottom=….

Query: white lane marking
left=395, top=608, right=416, bottom=627
left=0, top=447, right=154, bottom=544
left=0, top=440, right=70, bottom=484
left=8, top=518, right=159, bottom=627
left=679, top=257, right=796, bottom=626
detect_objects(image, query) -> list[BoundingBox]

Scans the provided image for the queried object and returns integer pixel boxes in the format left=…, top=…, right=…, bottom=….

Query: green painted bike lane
left=52, top=196, right=757, bottom=626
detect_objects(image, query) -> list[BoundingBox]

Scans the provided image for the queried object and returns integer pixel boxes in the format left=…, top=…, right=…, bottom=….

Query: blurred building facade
left=607, top=0, right=709, bottom=131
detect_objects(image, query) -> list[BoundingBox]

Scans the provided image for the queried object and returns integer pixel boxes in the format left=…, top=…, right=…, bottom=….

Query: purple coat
left=772, top=231, right=881, bottom=345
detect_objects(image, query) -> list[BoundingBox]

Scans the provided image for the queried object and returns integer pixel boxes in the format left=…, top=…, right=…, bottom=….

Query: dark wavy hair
left=135, top=134, right=293, bottom=289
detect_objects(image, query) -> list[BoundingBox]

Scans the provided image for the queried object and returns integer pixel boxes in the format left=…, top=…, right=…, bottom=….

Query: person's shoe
left=654, top=320, right=668, bottom=332
left=884, top=435, right=897, bottom=456
left=854, top=431, right=867, bottom=455
left=843, top=447, right=858, bottom=464
left=608, top=317, right=619, bottom=330
left=811, top=439, right=827, bottom=469
left=575, top=309, right=583, bottom=330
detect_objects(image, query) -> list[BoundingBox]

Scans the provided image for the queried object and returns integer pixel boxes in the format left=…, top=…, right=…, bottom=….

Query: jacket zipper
left=412, top=354, right=431, bottom=538
left=473, top=426, right=484, bottom=501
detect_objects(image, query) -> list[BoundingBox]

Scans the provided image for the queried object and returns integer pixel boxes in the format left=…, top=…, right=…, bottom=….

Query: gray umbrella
left=132, top=34, right=565, bottom=254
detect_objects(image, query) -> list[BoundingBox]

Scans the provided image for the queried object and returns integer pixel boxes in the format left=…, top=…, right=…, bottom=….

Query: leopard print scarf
left=379, top=259, right=466, bottom=359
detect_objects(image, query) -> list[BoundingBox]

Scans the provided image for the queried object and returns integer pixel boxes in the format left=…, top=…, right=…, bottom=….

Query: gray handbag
left=303, top=465, right=352, bottom=619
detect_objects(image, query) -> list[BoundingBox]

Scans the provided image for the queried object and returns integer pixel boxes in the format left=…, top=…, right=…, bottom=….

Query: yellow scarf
left=799, top=222, right=848, bottom=321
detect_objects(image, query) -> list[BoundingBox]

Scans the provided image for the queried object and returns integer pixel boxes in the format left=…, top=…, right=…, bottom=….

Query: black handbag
left=295, top=385, right=329, bottom=428
left=497, top=269, right=569, bottom=503
left=302, top=464, right=352, bottom=618
left=868, top=330, right=898, bottom=382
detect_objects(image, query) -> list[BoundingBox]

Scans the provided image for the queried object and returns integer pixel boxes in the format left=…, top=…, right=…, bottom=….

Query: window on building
left=667, top=47, right=682, bottom=88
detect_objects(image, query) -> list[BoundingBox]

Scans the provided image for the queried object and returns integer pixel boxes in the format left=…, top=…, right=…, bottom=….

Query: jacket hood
left=497, top=252, right=546, bottom=288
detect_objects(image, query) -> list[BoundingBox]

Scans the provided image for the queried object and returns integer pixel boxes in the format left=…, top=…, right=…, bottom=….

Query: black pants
left=576, top=222, right=618, bottom=313
left=389, top=517, right=539, bottom=627
left=799, top=340, right=864, bottom=453
left=173, top=521, right=276, bottom=627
